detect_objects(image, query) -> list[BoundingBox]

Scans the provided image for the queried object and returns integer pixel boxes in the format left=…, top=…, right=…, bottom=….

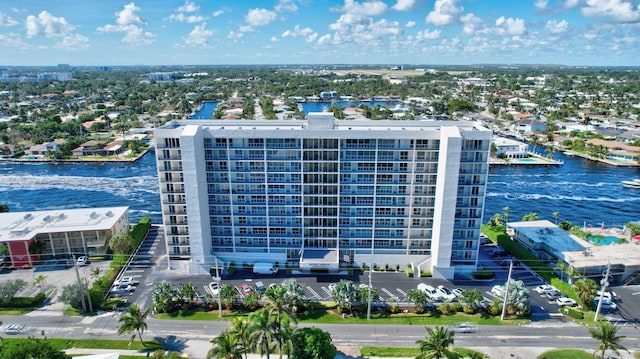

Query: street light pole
left=367, top=240, right=373, bottom=320
left=500, top=260, right=513, bottom=321
left=594, top=262, right=611, bottom=322
left=215, top=257, right=222, bottom=318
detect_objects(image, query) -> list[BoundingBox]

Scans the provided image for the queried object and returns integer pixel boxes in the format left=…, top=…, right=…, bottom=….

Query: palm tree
left=152, top=281, right=177, bottom=313
left=552, top=211, right=560, bottom=224
left=573, top=278, right=598, bottom=309
left=416, top=326, right=457, bottom=359
left=589, top=321, right=628, bottom=359
left=179, top=282, right=198, bottom=304
left=503, top=206, right=510, bottom=228
left=250, top=308, right=276, bottom=359
left=117, top=304, right=150, bottom=347
left=208, top=330, right=242, bottom=359
left=229, top=318, right=254, bottom=359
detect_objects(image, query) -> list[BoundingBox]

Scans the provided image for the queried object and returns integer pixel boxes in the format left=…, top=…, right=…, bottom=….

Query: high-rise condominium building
left=154, top=113, right=491, bottom=279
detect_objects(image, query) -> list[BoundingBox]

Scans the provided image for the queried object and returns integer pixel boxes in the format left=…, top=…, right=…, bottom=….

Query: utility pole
left=594, top=262, right=611, bottom=322
left=500, top=259, right=513, bottom=321
left=367, top=241, right=373, bottom=320
left=73, top=255, right=87, bottom=313
left=214, top=257, right=222, bottom=318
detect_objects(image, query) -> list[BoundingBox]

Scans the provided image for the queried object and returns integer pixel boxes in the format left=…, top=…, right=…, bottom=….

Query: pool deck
left=489, top=155, right=563, bottom=166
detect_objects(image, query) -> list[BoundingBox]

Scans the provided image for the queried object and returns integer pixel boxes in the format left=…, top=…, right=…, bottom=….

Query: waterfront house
left=586, top=138, right=639, bottom=164
left=0, top=207, right=129, bottom=268
left=512, top=118, right=546, bottom=134
left=72, top=139, right=125, bottom=157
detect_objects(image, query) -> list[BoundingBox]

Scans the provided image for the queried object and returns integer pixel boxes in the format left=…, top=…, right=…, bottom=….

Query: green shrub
left=419, top=270, right=432, bottom=277
left=101, top=297, right=127, bottom=310
left=437, top=303, right=454, bottom=315
left=563, top=306, right=584, bottom=319
left=405, top=267, right=414, bottom=277
left=130, top=216, right=151, bottom=245
left=6, top=293, right=46, bottom=308
left=451, top=302, right=463, bottom=312
left=472, top=269, right=495, bottom=279
left=550, top=278, right=576, bottom=299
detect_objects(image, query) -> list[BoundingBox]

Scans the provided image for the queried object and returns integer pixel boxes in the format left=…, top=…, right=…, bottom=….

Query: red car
left=237, top=284, right=254, bottom=297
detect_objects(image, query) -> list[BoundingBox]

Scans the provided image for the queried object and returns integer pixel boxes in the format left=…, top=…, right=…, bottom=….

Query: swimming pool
left=587, top=235, right=621, bottom=245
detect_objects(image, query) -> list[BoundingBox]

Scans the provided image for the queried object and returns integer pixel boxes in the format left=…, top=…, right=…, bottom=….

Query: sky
left=0, top=0, right=639, bottom=66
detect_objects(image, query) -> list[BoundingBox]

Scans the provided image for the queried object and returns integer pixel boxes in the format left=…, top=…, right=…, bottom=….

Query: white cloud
left=327, top=14, right=402, bottom=45
left=245, top=8, right=277, bottom=27
left=282, top=25, right=315, bottom=38
left=183, top=23, right=213, bottom=47
left=416, top=29, right=441, bottom=40
left=392, top=0, right=418, bottom=11
left=0, top=13, right=18, bottom=27
left=227, top=31, right=243, bottom=40
left=167, top=13, right=207, bottom=23
left=563, top=0, right=580, bottom=9
left=317, top=34, right=332, bottom=45
left=0, top=32, right=31, bottom=49
left=212, top=8, right=230, bottom=17
left=333, top=0, right=388, bottom=16
left=96, top=3, right=156, bottom=46
left=275, top=0, right=298, bottom=13
left=545, top=19, right=569, bottom=33
left=270, top=36, right=279, bottom=42
left=168, top=1, right=208, bottom=23
left=177, top=1, right=199, bottom=13
left=581, top=0, right=640, bottom=23
left=460, top=13, right=483, bottom=35
left=25, top=11, right=75, bottom=38
left=115, top=3, right=146, bottom=26
left=54, top=33, right=90, bottom=51
left=426, top=0, right=463, bottom=26
left=405, top=21, right=417, bottom=28
left=534, top=0, right=548, bottom=10
left=494, top=16, right=526, bottom=36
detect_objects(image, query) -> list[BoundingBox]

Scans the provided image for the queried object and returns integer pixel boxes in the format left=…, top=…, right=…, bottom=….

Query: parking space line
left=381, top=288, right=399, bottom=301
left=306, top=287, right=323, bottom=300
left=396, top=289, right=407, bottom=298
left=321, top=287, right=332, bottom=297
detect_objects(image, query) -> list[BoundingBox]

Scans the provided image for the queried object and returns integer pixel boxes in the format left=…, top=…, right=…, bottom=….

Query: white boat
left=622, top=178, right=640, bottom=188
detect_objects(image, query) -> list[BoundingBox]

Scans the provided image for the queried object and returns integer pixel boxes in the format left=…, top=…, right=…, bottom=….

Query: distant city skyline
left=0, top=0, right=639, bottom=67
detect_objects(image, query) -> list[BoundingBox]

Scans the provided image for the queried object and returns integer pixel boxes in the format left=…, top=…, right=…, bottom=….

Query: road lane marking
left=381, top=288, right=398, bottom=300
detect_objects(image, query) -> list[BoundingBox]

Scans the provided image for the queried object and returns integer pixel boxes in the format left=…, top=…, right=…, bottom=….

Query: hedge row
left=5, top=292, right=46, bottom=308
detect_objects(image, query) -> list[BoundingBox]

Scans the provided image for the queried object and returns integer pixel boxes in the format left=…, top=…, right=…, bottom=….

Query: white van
left=253, top=263, right=278, bottom=275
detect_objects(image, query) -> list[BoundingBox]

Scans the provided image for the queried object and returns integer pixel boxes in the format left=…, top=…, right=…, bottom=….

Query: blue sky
left=0, top=0, right=639, bottom=66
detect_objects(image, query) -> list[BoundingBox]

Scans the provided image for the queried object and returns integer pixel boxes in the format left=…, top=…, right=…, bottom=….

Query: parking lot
left=2, top=227, right=635, bottom=324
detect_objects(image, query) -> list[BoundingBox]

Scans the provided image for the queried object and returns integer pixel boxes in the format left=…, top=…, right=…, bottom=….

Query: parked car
left=238, top=284, right=254, bottom=297
left=546, top=290, right=562, bottom=300
left=596, top=290, right=617, bottom=301
left=77, top=256, right=89, bottom=266
left=255, top=281, right=266, bottom=293
left=208, top=282, right=219, bottom=296
left=556, top=297, right=577, bottom=307
left=491, top=248, right=507, bottom=258
left=111, top=284, right=134, bottom=294
left=490, top=285, right=505, bottom=297
left=437, top=285, right=457, bottom=302
left=417, top=283, right=443, bottom=301
left=451, top=288, right=464, bottom=299
left=3, top=324, right=25, bottom=335
left=593, top=298, right=618, bottom=311
left=114, top=277, right=139, bottom=286
left=534, top=284, right=555, bottom=295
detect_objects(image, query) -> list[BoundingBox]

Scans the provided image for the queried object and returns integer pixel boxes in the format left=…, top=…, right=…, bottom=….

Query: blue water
left=300, top=101, right=398, bottom=115
left=587, top=236, right=621, bottom=245
left=0, top=149, right=639, bottom=228
left=190, top=101, right=219, bottom=119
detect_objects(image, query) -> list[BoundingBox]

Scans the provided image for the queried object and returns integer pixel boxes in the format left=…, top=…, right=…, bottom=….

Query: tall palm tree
left=117, top=304, right=150, bottom=347
left=179, top=282, right=198, bottom=304
left=416, top=326, right=457, bottom=359
left=573, top=278, right=598, bottom=309
left=208, top=330, right=242, bottom=359
left=229, top=318, right=254, bottom=359
left=503, top=206, right=510, bottom=228
left=250, top=308, right=276, bottom=359
left=589, top=321, right=628, bottom=359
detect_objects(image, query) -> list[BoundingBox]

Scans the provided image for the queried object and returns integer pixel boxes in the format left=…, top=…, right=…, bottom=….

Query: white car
left=77, top=256, right=89, bottom=266
left=114, top=277, right=139, bottom=286
left=208, top=282, right=220, bottom=296
left=454, top=323, right=476, bottom=333
left=417, top=283, right=443, bottom=301
left=546, top=290, right=562, bottom=300
left=437, top=285, right=457, bottom=302
left=534, top=284, right=555, bottom=295
left=556, top=297, right=577, bottom=307
left=451, top=288, right=464, bottom=299
left=111, top=284, right=134, bottom=294
left=490, top=285, right=505, bottom=298
left=596, top=290, right=617, bottom=301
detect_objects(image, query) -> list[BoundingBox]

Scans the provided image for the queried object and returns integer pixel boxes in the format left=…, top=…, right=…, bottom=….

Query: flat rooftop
left=509, top=220, right=640, bottom=268
left=0, top=207, right=128, bottom=242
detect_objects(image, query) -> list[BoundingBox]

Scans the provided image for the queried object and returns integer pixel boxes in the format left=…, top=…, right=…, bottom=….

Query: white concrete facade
left=154, top=114, right=491, bottom=278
